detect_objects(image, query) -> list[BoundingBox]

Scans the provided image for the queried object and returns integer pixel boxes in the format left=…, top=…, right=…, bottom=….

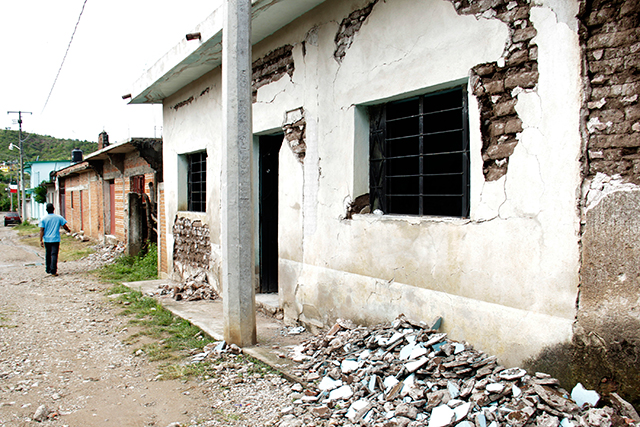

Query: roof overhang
left=129, top=0, right=327, bottom=104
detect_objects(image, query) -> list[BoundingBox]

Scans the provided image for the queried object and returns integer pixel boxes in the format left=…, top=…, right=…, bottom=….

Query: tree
left=33, top=181, right=48, bottom=204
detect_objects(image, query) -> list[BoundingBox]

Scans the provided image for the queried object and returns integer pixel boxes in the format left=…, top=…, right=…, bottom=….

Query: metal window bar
left=370, top=86, right=470, bottom=217
left=188, top=151, right=207, bottom=212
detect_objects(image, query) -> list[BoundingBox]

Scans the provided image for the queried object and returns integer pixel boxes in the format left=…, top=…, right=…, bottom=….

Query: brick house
left=53, top=132, right=162, bottom=255
left=128, top=0, right=640, bottom=403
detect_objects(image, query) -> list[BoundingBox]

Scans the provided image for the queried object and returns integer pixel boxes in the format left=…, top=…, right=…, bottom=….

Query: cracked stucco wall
left=159, top=0, right=584, bottom=367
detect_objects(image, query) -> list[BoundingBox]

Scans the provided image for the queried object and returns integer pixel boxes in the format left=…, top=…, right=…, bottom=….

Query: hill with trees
left=0, top=129, right=97, bottom=163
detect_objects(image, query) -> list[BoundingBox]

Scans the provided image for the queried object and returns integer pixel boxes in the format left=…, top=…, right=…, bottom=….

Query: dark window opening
left=188, top=151, right=207, bottom=212
left=370, top=86, right=470, bottom=218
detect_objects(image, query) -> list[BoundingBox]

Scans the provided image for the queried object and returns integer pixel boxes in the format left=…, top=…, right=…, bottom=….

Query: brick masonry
left=172, top=216, right=211, bottom=273
left=159, top=184, right=167, bottom=274
left=580, top=0, right=640, bottom=182
left=449, top=0, right=539, bottom=181
left=333, top=0, right=378, bottom=63
left=252, top=45, right=294, bottom=102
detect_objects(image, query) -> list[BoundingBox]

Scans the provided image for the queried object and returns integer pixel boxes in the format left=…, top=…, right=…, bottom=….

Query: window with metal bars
left=370, top=86, right=470, bottom=217
left=188, top=151, right=207, bottom=212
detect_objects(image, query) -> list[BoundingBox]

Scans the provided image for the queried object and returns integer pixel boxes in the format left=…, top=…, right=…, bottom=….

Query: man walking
left=39, top=203, right=71, bottom=276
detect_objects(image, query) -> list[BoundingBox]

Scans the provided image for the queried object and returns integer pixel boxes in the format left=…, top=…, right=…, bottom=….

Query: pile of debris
left=156, top=272, right=219, bottom=301
left=285, top=315, right=639, bottom=427
left=82, top=242, right=125, bottom=268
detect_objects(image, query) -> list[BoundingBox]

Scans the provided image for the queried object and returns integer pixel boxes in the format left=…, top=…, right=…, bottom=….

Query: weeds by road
left=96, top=243, right=158, bottom=282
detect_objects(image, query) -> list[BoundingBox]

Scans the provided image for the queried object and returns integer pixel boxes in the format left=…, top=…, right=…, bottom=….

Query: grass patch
left=14, top=221, right=39, bottom=236
left=96, top=244, right=157, bottom=283
left=107, top=283, right=215, bottom=364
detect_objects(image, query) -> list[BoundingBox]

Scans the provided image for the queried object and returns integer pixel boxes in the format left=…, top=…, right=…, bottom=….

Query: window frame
left=369, top=86, right=470, bottom=218
left=187, top=151, right=207, bottom=213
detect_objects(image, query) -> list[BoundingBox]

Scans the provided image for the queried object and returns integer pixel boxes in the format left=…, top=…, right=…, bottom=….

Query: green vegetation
left=96, top=244, right=158, bottom=282
left=0, top=129, right=96, bottom=211
left=105, top=283, right=216, bottom=364
left=33, top=181, right=47, bottom=204
left=0, top=169, right=18, bottom=211
left=0, top=129, right=97, bottom=163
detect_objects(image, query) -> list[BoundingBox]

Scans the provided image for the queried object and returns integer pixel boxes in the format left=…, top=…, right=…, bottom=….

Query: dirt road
left=0, top=223, right=302, bottom=427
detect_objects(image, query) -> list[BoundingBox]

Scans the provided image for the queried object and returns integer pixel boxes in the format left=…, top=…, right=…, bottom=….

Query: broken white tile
left=429, top=404, right=456, bottom=427
left=571, top=383, right=599, bottom=409
left=358, top=349, right=371, bottom=360
left=447, top=381, right=460, bottom=399
left=476, top=412, right=487, bottom=427
left=457, top=422, right=474, bottom=427
left=367, top=375, right=378, bottom=393
left=346, top=399, right=370, bottom=421
left=383, top=376, right=399, bottom=390
left=499, top=367, right=526, bottom=381
left=409, top=345, right=427, bottom=360
left=486, top=383, right=504, bottom=394
left=318, top=376, right=342, bottom=391
left=341, top=359, right=360, bottom=373
left=405, top=356, right=428, bottom=373
left=512, top=384, right=522, bottom=397
left=560, top=418, right=575, bottom=427
left=453, top=343, right=465, bottom=354
left=454, top=402, right=471, bottom=420
left=399, top=343, right=417, bottom=360
left=387, top=331, right=405, bottom=346
left=424, top=333, right=447, bottom=347
left=329, top=385, right=353, bottom=401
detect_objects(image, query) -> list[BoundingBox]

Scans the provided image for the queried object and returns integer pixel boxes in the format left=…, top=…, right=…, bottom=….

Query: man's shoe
left=52, top=273, right=58, bottom=276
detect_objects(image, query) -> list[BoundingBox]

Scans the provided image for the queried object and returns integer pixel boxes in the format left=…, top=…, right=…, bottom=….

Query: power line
left=41, top=0, right=89, bottom=114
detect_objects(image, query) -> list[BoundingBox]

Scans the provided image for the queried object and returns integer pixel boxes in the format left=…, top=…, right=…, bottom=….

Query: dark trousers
left=44, top=242, right=60, bottom=275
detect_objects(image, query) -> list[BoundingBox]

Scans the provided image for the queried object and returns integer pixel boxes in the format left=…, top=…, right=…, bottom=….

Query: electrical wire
left=41, top=0, right=89, bottom=114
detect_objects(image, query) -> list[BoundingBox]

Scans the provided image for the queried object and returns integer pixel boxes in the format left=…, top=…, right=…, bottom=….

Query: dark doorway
left=259, top=134, right=283, bottom=293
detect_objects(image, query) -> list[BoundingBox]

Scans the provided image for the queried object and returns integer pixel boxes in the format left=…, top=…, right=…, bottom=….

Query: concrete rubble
left=282, top=315, right=639, bottom=427
left=155, top=272, right=220, bottom=301
left=82, top=242, right=125, bottom=268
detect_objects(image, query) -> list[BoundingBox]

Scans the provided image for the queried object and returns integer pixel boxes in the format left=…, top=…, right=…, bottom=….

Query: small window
left=188, top=151, right=207, bottom=212
left=369, top=86, right=470, bottom=217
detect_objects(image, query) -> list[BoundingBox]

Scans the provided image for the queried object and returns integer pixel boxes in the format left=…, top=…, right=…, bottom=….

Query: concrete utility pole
left=221, top=0, right=256, bottom=347
left=7, top=111, right=32, bottom=221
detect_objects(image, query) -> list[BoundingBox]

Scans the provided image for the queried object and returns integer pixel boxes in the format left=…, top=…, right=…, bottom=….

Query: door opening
left=259, top=134, right=282, bottom=293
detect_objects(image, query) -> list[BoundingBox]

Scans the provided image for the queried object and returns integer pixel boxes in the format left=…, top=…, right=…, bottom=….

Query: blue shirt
left=40, top=214, right=68, bottom=243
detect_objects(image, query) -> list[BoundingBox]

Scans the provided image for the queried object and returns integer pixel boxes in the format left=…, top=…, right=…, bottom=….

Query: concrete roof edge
left=127, top=0, right=328, bottom=105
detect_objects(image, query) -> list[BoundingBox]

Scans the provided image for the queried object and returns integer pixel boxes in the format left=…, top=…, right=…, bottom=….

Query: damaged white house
left=128, top=0, right=640, bottom=402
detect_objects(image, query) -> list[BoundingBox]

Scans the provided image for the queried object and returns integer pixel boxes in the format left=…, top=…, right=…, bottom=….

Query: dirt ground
left=0, top=222, right=308, bottom=427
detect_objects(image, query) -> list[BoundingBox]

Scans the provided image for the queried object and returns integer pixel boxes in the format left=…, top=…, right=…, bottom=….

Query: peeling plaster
left=584, top=172, right=639, bottom=212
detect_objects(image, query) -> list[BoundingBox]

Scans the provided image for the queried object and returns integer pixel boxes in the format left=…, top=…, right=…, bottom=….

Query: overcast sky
left=0, top=1, right=216, bottom=144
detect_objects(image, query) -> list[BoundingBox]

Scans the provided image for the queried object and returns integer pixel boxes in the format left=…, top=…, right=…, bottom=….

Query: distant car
left=4, top=212, right=21, bottom=226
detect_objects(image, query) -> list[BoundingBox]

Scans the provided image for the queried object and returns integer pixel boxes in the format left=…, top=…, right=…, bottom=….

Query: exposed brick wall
left=333, top=0, right=378, bottom=63
left=252, top=45, right=294, bottom=101
left=449, top=0, right=538, bottom=181
left=580, top=0, right=640, bottom=183
left=159, top=184, right=168, bottom=274
left=172, top=216, right=211, bottom=274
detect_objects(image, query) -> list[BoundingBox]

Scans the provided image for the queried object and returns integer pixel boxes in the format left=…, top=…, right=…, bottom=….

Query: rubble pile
left=157, top=272, right=219, bottom=301
left=82, top=242, right=125, bottom=268
left=286, top=315, right=639, bottom=427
